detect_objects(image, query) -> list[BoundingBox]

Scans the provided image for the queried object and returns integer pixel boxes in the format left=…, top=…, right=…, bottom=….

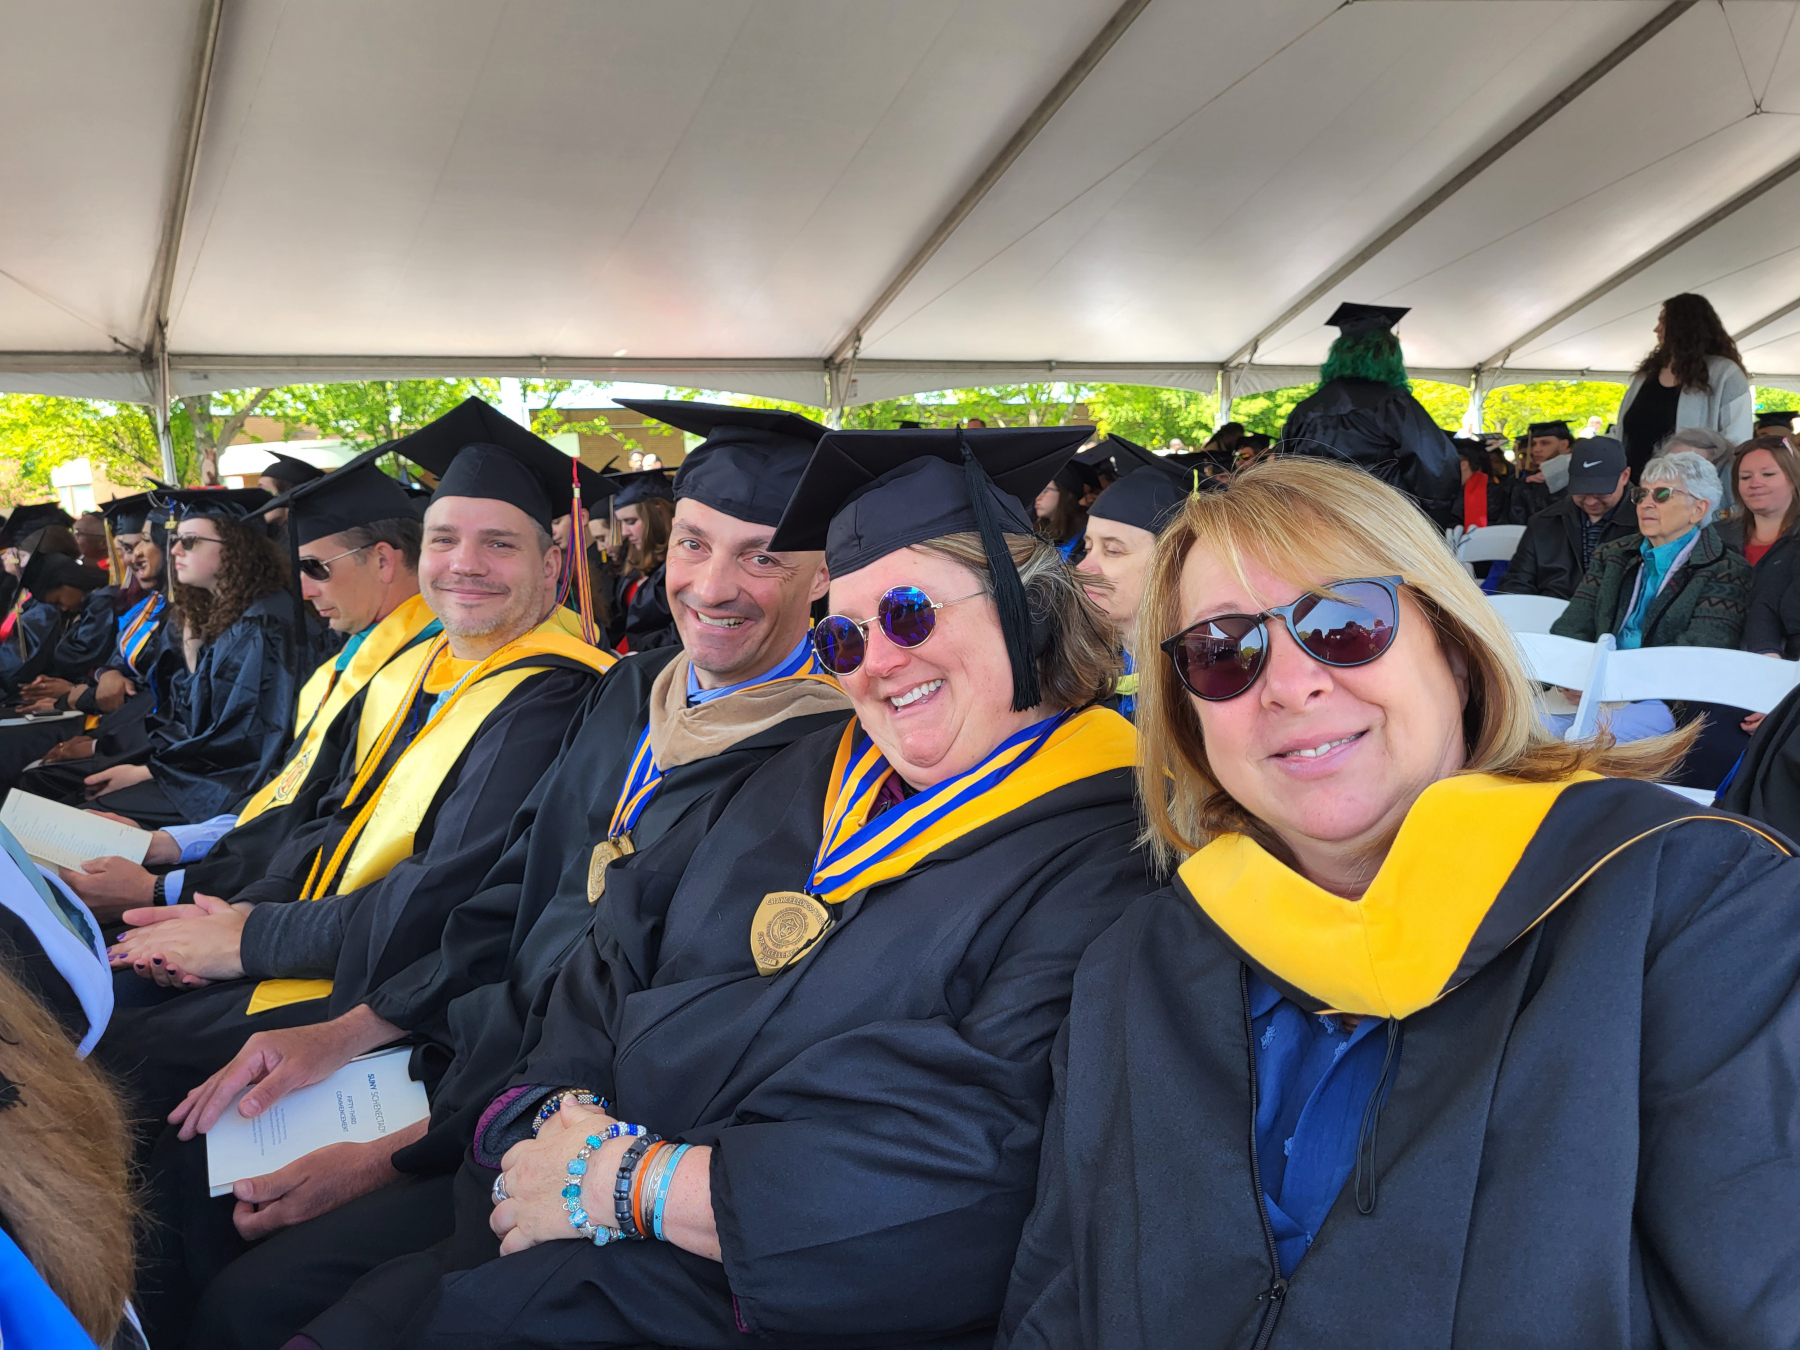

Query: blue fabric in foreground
left=1249, top=973, right=1390, bottom=1277
left=0, top=1226, right=101, bottom=1349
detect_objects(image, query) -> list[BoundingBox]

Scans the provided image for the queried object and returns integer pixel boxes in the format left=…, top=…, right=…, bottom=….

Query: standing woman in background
left=1616, top=294, right=1753, bottom=481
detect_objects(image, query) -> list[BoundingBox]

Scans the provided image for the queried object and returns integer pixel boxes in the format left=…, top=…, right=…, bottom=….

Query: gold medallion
left=586, top=832, right=635, bottom=904
left=750, top=891, right=834, bottom=976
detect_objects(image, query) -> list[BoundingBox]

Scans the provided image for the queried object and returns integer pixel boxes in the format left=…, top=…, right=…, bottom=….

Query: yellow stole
left=247, top=612, right=613, bottom=1014
left=1175, top=772, right=1608, bottom=1019
left=237, top=594, right=441, bottom=825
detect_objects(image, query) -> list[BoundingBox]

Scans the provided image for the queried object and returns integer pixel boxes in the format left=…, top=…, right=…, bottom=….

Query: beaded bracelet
left=650, top=1143, right=690, bottom=1241
left=561, top=1124, right=648, bottom=1244
left=613, top=1134, right=662, bottom=1239
left=532, top=1088, right=611, bottom=1137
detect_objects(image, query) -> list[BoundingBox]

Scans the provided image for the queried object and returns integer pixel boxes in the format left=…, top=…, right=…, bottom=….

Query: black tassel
left=960, top=435, right=1041, bottom=712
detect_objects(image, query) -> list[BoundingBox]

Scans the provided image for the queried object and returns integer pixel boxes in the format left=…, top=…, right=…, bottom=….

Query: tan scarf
left=648, top=651, right=850, bottom=768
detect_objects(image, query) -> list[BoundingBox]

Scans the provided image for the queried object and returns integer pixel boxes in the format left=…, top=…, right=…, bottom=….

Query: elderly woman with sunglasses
left=303, top=427, right=1152, bottom=1350
left=1000, top=456, right=1800, bottom=1350
left=1548, top=449, right=1752, bottom=785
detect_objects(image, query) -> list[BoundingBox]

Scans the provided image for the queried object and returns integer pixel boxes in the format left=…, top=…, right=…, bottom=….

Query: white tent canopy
left=6, top=0, right=1800, bottom=445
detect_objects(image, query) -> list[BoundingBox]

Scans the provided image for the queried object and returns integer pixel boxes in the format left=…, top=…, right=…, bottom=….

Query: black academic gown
left=0, top=600, right=60, bottom=692
left=1279, top=378, right=1459, bottom=526
left=175, top=650, right=853, bottom=1350
left=304, top=719, right=1149, bottom=1350
left=171, top=620, right=444, bottom=906
left=135, top=590, right=308, bottom=823
left=609, top=564, right=676, bottom=652
left=1718, top=678, right=1800, bottom=832
left=998, top=778, right=1800, bottom=1350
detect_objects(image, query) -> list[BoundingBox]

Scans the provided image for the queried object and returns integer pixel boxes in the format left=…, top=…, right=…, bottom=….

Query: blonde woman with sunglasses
left=1001, top=456, right=1800, bottom=1350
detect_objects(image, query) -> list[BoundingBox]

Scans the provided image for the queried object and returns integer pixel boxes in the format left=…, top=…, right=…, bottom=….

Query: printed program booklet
left=206, top=1046, right=428, bottom=1197
left=0, top=789, right=152, bottom=871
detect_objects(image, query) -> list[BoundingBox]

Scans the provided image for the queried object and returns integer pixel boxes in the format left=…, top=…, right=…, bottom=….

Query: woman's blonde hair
left=1134, top=456, right=1693, bottom=868
left=0, top=960, right=136, bottom=1343
left=911, top=531, right=1123, bottom=712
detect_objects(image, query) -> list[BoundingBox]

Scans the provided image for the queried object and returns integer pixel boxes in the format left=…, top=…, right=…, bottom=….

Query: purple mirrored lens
left=813, top=616, right=866, bottom=674
left=1289, top=582, right=1396, bottom=667
left=1174, top=615, right=1266, bottom=700
left=878, top=587, right=937, bottom=649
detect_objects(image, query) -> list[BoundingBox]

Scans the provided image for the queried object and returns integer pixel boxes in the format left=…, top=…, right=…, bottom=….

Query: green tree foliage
left=1229, top=384, right=1317, bottom=436
left=1479, top=381, right=1627, bottom=438
left=263, top=378, right=500, bottom=447
left=1084, top=385, right=1217, bottom=446
left=0, top=395, right=194, bottom=505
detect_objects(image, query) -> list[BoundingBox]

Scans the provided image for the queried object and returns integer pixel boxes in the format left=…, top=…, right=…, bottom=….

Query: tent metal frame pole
left=151, top=326, right=178, bottom=482
left=1481, top=145, right=1800, bottom=373
left=824, top=0, right=1153, bottom=370
left=140, top=0, right=225, bottom=376
left=1222, top=0, right=1695, bottom=369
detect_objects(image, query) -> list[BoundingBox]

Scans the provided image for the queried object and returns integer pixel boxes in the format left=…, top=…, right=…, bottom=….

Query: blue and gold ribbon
left=807, top=705, right=1133, bottom=905
left=117, top=593, right=166, bottom=675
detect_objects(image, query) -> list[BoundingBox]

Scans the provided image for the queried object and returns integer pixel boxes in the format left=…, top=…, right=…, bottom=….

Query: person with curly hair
left=1616, top=293, right=1754, bottom=481
left=69, top=493, right=308, bottom=828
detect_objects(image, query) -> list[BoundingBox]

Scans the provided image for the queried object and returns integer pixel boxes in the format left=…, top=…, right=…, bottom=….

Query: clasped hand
left=107, top=893, right=250, bottom=986
left=490, top=1099, right=632, bottom=1256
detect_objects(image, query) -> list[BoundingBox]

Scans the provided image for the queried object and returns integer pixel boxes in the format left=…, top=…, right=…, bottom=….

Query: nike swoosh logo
left=1581, top=460, right=1601, bottom=467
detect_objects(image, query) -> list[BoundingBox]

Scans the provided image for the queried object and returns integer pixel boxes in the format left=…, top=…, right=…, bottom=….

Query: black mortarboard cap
left=150, top=487, right=272, bottom=521
left=1053, top=460, right=1102, bottom=498
left=1325, top=302, right=1409, bottom=337
left=1527, top=421, right=1573, bottom=441
left=1755, top=410, right=1797, bottom=430
left=22, top=551, right=105, bottom=595
left=0, top=502, right=73, bottom=549
left=596, top=469, right=676, bottom=511
left=383, top=398, right=604, bottom=530
left=102, top=493, right=154, bottom=536
left=771, top=425, right=1092, bottom=711
left=259, top=453, right=326, bottom=488
left=248, top=446, right=424, bottom=546
left=1074, top=442, right=1117, bottom=476
left=1087, top=435, right=1200, bottom=534
left=616, top=399, right=827, bottom=528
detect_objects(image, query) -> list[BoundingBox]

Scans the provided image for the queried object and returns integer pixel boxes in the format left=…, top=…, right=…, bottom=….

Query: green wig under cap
left=1319, top=330, right=1410, bottom=389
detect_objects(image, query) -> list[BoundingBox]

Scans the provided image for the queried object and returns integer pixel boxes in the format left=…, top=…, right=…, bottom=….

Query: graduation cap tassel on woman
left=960, top=431, right=1041, bottom=713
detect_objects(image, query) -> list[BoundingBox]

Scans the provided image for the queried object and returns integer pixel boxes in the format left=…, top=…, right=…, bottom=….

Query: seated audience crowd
left=1, top=389, right=1797, bottom=1350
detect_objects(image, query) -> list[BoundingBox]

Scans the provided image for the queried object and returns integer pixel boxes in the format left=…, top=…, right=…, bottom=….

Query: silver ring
left=491, top=1173, right=509, bottom=1205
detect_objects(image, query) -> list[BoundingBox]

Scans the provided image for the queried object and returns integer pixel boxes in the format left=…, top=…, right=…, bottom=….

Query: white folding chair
left=1456, top=525, right=1525, bottom=565
left=1487, top=593, right=1569, bottom=634
left=1571, top=643, right=1800, bottom=733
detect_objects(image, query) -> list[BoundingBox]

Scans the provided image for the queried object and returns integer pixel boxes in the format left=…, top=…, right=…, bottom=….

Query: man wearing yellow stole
left=60, top=452, right=438, bottom=924
left=95, top=424, right=614, bottom=1265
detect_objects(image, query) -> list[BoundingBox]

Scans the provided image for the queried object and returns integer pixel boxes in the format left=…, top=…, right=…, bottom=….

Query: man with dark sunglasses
left=58, top=461, right=438, bottom=923
left=125, top=401, right=854, bottom=1348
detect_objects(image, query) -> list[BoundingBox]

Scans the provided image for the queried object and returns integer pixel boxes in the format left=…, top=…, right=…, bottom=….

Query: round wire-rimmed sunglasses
left=1159, top=575, right=1402, bottom=702
left=812, top=585, right=986, bottom=675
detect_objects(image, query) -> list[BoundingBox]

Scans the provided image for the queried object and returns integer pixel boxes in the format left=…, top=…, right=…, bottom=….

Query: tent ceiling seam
left=824, top=0, right=1155, bottom=368
left=1223, top=0, right=1697, bottom=370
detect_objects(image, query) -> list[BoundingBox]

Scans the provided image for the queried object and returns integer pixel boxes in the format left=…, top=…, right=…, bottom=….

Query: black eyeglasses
left=297, top=544, right=370, bottom=581
left=812, top=585, right=985, bottom=675
left=170, top=533, right=221, bottom=552
left=1160, top=576, right=1402, bottom=702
